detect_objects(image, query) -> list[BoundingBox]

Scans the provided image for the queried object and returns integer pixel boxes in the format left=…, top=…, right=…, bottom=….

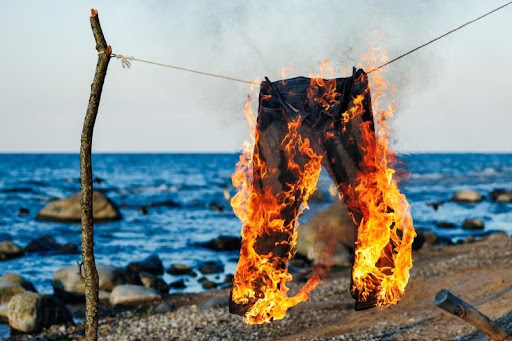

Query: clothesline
left=110, top=1, right=512, bottom=85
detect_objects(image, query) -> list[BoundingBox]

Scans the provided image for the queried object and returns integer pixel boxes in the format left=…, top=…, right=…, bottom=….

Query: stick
left=435, top=289, right=510, bottom=341
left=80, top=9, right=111, bottom=341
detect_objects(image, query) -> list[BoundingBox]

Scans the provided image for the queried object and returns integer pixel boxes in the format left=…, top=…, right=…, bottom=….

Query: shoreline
left=4, top=231, right=512, bottom=340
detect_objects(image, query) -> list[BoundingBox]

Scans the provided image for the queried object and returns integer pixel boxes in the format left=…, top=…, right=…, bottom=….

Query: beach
left=5, top=231, right=511, bottom=340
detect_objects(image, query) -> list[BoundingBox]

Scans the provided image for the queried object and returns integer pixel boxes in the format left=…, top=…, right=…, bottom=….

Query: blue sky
left=0, top=1, right=511, bottom=152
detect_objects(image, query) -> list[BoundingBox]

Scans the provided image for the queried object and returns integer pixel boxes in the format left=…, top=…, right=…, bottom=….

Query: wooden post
left=80, top=9, right=111, bottom=341
left=435, top=289, right=510, bottom=341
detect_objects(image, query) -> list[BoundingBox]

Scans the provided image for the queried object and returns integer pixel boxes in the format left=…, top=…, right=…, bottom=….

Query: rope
left=112, top=1, right=512, bottom=83
left=111, top=54, right=256, bottom=85
left=367, top=1, right=512, bottom=73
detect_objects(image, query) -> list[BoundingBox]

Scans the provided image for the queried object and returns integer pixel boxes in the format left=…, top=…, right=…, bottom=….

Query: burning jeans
left=230, top=69, right=408, bottom=323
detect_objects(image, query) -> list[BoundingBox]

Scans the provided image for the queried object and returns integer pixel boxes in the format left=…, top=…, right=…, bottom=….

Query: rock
left=138, top=272, right=169, bottom=294
left=465, top=236, right=476, bottom=244
left=309, top=189, right=325, bottom=202
left=0, top=241, right=24, bottom=261
left=109, top=285, right=162, bottom=306
left=485, top=232, right=509, bottom=242
left=198, top=295, right=228, bottom=309
left=451, top=190, right=483, bottom=203
left=436, top=221, right=456, bottom=229
left=169, top=279, right=186, bottom=289
left=296, top=201, right=354, bottom=266
left=36, top=191, right=121, bottom=223
left=166, top=264, right=193, bottom=276
left=201, top=280, right=218, bottom=290
left=490, top=189, right=512, bottom=202
left=462, top=218, right=485, bottom=230
left=426, top=201, right=444, bottom=211
left=224, top=274, right=234, bottom=283
left=99, top=290, right=111, bottom=302
left=127, top=254, right=164, bottom=276
left=201, top=236, right=241, bottom=251
left=18, top=208, right=30, bottom=216
left=8, top=292, right=72, bottom=333
left=0, top=274, right=36, bottom=292
left=198, top=261, right=224, bottom=274
left=328, top=184, right=339, bottom=199
left=53, top=265, right=128, bottom=303
left=0, top=282, right=26, bottom=305
left=412, top=230, right=425, bottom=250
left=496, top=194, right=512, bottom=203
left=0, top=303, right=7, bottom=322
left=210, top=203, right=224, bottom=212
left=154, top=301, right=175, bottom=314
left=136, top=206, right=149, bottom=215
left=423, top=231, right=438, bottom=245
left=24, top=235, right=79, bottom=254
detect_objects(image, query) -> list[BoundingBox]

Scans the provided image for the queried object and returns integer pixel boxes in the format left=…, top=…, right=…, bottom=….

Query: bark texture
left=80, top=9, right=111, bottom=341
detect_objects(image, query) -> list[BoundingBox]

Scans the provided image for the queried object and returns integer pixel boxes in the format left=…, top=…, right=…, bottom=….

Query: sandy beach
left=7, top=232, right=510, bottom=341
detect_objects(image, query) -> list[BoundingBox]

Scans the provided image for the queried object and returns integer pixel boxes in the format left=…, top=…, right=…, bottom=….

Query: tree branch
left=80, top=8, right=111, bottom=341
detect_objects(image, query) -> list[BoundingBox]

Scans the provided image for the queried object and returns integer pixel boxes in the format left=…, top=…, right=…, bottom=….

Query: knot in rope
left=113, top=54, right=135, bottom=68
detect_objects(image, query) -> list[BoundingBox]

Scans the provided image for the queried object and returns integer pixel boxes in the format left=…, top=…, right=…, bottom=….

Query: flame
left=346, top=46, right=416, bottom=306
left=231, top=95, right=324, bottom=324
left=231, top=48, right=415, bottom=323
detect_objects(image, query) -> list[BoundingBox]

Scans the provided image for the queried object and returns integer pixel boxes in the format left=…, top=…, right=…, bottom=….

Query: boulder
left=168, top=279, right=186, bottom=289
left=154, top=301, right=175, bottom=314
left=0, top=274, right=36, bottom=292
left=201, top=236, right=241, bottom=251
left=490, top=189, right=512, bottom=203
left=451, top=190, right=483, bottom=203
left=0, top=303, right=7, bottom=322
left=53, top=265, right=128, bottom=302
left=138, top=272, right=169, bottom=294
left=8, top=292, right=72, bottom=333
left=127, top=255, right=164, bottom=276
left=309, top=189, right=325, bottom=202
left=198, top=261, right=224, bottom=274
left=18, top=208, right=30, bottom=216
left=36, top=191, right=121, bottom=223
left=436, top=221, right=456, bottom=229
left=201, top=280, right=218, bottom=290
left=198, top=295, right=228, bottom=310
left=109, top=285, right=162, bottom=306
left=462, top=218, right=485, bottom=230
left=24, top=235, right=79, bottom=254
left=423, top=231, right=439, bottom=245
left=412, top=230, right=425, bottom=250
left=166, top=264, right=193, bottom=276
left=0, top=241, right=24, bottom=261
left=0, top=282, right=26, bottom=305
left=296, top=201, right=354, bottom=266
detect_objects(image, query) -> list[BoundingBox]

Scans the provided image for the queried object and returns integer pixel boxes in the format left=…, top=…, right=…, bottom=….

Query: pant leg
left=319, top=71, right=397, bottom=310
left=229, top=103, right=323, bottom=323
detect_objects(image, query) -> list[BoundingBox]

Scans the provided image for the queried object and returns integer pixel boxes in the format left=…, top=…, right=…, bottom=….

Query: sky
left=0, top=0, right=511, bottom=153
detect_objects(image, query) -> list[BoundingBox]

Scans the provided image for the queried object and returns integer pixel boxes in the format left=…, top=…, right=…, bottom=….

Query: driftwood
left=435, top=289, right=510, bottom=341
left=80, top=9, right=111, bottom=341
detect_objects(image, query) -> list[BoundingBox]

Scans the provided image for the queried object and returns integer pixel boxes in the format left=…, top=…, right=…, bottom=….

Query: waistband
left=259, top=68, right=368, bottom=121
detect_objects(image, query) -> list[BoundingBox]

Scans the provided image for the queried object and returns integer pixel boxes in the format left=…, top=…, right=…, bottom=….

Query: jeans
left=230, top=69, right=397, bottom=321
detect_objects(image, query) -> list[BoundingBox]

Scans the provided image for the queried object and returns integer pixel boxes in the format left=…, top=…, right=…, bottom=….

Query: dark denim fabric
left=230, top=68, right=383, bottom=316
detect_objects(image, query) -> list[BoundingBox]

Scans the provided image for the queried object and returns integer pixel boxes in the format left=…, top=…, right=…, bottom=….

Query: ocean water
left=0, top=153, right=511, bottom=297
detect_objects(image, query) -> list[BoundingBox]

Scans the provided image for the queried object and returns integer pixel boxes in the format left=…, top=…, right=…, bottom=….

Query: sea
left=0, top=153, right=511, bottom=297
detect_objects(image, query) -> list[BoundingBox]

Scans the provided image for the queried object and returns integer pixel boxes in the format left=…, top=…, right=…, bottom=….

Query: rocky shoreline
left=1, top=232, right=510, bottom=340
left=1, top=188, right=511, bottom=339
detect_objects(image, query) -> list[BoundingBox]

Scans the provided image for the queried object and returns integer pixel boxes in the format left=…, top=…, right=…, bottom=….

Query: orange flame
left=346, top=46, right=416, bottom=306
left=231, top=96, right=324, bottom=323
left=231, top=49, right=415, bottom=323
